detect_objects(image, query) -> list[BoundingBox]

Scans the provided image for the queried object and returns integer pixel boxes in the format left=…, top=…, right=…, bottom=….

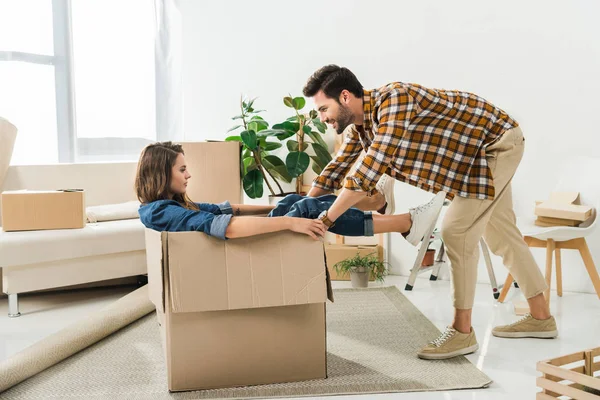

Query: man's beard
left=334, top=103, right=354, bottom=134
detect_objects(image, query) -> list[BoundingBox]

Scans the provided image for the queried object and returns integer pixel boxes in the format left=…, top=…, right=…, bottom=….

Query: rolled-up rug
left=0, top=285, right=155, bottom=393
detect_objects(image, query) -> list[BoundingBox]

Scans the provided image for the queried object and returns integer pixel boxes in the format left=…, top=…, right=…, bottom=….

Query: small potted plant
left=333, top=252, right=388, bottom=288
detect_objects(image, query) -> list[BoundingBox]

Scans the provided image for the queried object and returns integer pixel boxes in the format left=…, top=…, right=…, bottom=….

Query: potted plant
left=333, top=252, right=388, bottom=288
left=226, top=96, right=293, bottom=199
left=260, top=95, right=331, bottom=195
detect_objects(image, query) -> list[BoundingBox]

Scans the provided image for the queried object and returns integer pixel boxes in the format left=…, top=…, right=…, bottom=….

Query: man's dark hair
left=303, top=65, right=363, bottom=101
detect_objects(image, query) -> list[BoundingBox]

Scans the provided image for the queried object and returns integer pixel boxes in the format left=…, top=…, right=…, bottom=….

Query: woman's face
left=169, top=153, right=191, bottom=198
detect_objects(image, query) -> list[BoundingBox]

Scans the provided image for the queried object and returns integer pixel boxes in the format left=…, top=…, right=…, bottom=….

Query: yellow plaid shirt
left=313, top=82, right=519, bottom=200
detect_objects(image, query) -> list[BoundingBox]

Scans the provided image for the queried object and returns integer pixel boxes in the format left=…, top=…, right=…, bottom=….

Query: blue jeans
left=268, top=194, right=374, bottom=236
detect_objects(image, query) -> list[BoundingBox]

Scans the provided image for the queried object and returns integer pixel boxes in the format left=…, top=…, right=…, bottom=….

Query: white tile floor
left=1, top=275, right=599, bottom=399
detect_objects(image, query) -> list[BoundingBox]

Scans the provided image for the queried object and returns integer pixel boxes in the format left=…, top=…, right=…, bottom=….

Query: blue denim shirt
left=138, top=200, right=233, bottom=239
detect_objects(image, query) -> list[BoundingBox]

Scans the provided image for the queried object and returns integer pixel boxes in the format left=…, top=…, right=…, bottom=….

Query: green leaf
left=286, top=116, right=299, bottom=123
left=243, top=169, right=263, bottom=199
left=242, top=148, right=251, bottom=159
left=263, top=142, right=282, bottom=151
left=286, top=151, right=310, bottom=177
left=276, top=130, right=296, bottom=141
left=312, top=119, right=327, bottom=133
left=240, top=130, right=257, bottom=150
left=283, top=96, right=294, bottom=108
left=302, top=125, right=311, bottom=135
left=247, top=118, right=268, bottom=132
left=248, top=109, right=265, bottom=114
left=262, top=155, right=293, bottom=183
left=227, top=125, right=242, bottom=133
left=307, top=130, right=328, bottom=149
left=273, top=121, right=300, bottom=133
left=311, top=143, right=332, bottom=166
left=232, top=115, right=244, bottom=120
left=286, top=140, right=308, bottom=152
left=256, top=128, right=289, bottom=138
left=311, top=158, right=323, bottom=175
left=309, top=109, right=317, bottom=119
left=292, top=97, right=306, bottom=110
left=243, top=157, right=258, bottom=174
left=225, top=135, right=242, bottom=142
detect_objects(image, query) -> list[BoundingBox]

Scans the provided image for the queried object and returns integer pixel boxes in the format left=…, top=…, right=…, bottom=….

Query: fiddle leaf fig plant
left=226, top=96, right=291, bottom=199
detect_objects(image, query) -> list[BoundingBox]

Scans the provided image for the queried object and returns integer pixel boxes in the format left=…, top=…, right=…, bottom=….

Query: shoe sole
left=492, top=330, right=558, bottom=339
left=408, top=191, right=446, bottom=247
left=417, top=343, right=479, bottom=360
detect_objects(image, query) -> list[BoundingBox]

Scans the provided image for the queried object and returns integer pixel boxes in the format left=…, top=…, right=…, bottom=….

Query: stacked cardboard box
left=534, top=192, right=593, bottom=227
left=145, top=141, right=332, bottom=392
left=1, top=190, right=85, bottom=232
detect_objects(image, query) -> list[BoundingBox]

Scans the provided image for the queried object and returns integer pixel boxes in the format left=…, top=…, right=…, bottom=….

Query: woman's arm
left=225, top=216, right=327, bottom=240
left=230, top=204, right=275, bottom=216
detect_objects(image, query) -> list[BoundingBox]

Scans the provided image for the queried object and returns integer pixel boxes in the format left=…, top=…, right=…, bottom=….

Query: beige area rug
left=0, top=286, right=492, bottom=399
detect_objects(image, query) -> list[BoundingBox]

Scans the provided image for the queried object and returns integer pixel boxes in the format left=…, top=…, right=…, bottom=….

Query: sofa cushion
left=0, top=219, right=145, bottom=268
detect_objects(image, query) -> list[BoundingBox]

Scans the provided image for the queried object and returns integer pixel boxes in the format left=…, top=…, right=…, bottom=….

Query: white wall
left=180, top=0, right=600, bottom=294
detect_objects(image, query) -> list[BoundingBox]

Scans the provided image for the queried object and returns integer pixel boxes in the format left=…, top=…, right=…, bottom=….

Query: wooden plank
left=591, top=347, right=600, bottom=358
left=536, top=377, right=599, bottom=400
left=545, top=352, right=584, bottom=366
left=536, top=392, right=557, bottom=399
left=585, top=351, right=594, bottom=376
left=538, top=362, right=600, bottom=391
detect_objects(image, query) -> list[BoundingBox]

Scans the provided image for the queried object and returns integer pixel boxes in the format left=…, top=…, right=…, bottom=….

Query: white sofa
left=0, top=162, right=147, bottom=317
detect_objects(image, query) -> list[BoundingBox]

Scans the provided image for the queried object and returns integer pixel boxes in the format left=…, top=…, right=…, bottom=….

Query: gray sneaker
left=405, top=191, right=446, bottom=246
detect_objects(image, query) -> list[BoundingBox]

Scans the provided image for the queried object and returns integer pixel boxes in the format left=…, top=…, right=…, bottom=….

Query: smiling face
left=168, top=153, right=191, bottom=198
left=313, top=90, right=356, bottom=134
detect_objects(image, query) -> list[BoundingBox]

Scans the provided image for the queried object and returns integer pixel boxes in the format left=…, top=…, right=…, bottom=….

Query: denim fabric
left=139, top=200, right=233, bottom=239
left=268, top=194, right=373, bottom=236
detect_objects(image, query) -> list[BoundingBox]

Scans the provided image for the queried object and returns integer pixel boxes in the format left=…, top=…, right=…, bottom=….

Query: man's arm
left=309, top=127, right=363, bottom=196
left=325, top=90, right=415, bottom=222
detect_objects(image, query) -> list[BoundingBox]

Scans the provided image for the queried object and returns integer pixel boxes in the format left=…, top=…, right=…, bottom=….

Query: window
left=0, top=0, right=156, bottom=165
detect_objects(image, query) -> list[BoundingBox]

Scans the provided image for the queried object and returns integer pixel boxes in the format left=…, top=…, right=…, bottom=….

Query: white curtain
left=154, top=0, right=184, bottom=143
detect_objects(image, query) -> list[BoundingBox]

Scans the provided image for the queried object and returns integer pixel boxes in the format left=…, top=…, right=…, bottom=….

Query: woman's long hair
left=135, top=142, right=199, bottom=210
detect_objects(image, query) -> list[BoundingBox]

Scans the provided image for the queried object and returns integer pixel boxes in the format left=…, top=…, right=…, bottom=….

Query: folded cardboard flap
left=144, top=228, right=333, bottom=314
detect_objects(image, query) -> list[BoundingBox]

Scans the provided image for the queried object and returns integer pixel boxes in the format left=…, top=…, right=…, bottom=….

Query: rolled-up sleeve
left=312, top=127, right=363, bottom=191
left=209, top=214, right=233, bottom=239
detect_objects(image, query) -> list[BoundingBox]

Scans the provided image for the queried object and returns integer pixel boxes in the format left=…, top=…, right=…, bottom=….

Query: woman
left=135, top=142, right=441, bottom=242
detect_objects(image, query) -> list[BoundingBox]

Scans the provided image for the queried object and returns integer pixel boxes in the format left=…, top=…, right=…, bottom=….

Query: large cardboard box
left=182, top=141, right=242, bottom=204
left=1, top=190, right=85, bottom=232
left=145, top=229, right=333, bottom=392
left=325, top=243, right=383, bottom=281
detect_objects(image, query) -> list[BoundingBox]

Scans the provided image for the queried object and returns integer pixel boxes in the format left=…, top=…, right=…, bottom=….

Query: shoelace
left=410, top=199, right=435, bottom=214
left=508, top=313, right=532, bottom=326
left=430, top=327, right=456, bottom=347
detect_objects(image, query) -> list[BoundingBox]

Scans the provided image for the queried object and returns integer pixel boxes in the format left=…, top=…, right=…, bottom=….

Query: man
left=305, top=65, right=557, bottom=360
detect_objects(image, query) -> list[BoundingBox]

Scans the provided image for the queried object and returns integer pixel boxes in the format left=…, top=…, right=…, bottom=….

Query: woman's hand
left=288, top=217, right=328, bottom=240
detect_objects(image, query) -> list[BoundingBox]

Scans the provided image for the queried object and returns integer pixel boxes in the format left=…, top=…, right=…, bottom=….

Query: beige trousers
left=442, top=127, right=547, bottom=309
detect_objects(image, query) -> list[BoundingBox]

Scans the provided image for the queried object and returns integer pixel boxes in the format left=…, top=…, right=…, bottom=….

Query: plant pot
left=421, top=249, right=435, bottom=267
left=350, top=267, right=369, bottom=288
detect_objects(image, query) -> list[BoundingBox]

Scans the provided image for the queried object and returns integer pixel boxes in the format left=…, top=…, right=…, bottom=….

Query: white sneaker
left=405, top=191, right=446, bottom=246
left=375, top=174, right=395, bottom=215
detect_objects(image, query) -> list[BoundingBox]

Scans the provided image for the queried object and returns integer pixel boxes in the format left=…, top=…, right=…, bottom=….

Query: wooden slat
left=538, top=362, right=600, bottom=391
left=537, top=377, right=599, bottom=400
left=594, top=360, right=600, bottom=373
left=544, top=352, right=584, bottom=367
left=585, top=351, right=593, bottom=376
left=591, top=347, right=600, bottom=358
left=536, top=392, right=558, bottom=399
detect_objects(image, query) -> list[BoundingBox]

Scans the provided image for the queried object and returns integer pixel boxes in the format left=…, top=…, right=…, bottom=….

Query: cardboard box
left=182, top=141, right=242, bottom=204
left=145, top=229, right=333, bottom=392
left=1, top=189, right=85, bottom=232
left=535, top=191, right=593, bottom=222
left=325, top=243, right=383, bottom=281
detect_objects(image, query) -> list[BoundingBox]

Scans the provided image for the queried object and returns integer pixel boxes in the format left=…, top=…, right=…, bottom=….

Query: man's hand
left=307, top=186, right=333, bottom=198
left=287, top=217, right=327, bottom=241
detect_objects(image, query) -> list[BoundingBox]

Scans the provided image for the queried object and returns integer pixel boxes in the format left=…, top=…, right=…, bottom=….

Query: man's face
left=313, top=90, right=355, bottom=134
